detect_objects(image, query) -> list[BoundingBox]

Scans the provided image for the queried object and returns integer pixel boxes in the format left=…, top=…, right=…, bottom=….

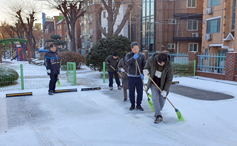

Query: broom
left=135, top=60, right=154, bottom=111
left=106, top=62, right=122, bottom=77
left=146, top=74, right=184, bottom=121
left=57, top=75, right=61, bottom=87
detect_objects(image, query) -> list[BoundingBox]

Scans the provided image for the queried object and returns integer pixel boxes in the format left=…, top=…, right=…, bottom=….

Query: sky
left=0, top=0, right=60, bottom=25
left=0, top=59, right=237, bottom=145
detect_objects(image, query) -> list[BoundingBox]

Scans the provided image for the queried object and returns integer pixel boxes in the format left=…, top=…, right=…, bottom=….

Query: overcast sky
left=0, top=0, right=60, bottom=25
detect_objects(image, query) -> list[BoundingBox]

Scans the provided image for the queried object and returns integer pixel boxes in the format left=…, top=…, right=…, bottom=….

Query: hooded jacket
left=144, top=53, right=173, bottom=94
left=44, top=50, right=60, bottom=75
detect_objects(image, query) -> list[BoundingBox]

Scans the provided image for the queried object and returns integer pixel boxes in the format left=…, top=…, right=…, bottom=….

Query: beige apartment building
left=202, top=0, right=237, bottom=54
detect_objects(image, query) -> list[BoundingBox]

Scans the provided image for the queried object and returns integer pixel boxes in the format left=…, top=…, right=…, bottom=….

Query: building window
left=103, top=11, right=106, bottom=18
left=168, top=43, right=175, bottom=49
left=187, top=0, right=196, bottom=8
left=103, top=27, right=106, bottom=33
left=206, top=18, right=221, bottom=33
left=90, top=42, right=93, bottom=48
left=82, top=42, right=85, bottom=48
left=208, top=0, right=222, bottom=7
left=232, top=0, right=236, bottom=30
left=90, top=29, right=93, bottom=35
left=168, top=19, right=176, bottom=24
left=187, top=20, right=198, bottom=31
left=189, top=43, right=198, bottom=52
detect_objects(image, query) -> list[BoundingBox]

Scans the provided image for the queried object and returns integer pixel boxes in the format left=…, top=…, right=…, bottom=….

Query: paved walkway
left=169, top=84, right=234, bottom=101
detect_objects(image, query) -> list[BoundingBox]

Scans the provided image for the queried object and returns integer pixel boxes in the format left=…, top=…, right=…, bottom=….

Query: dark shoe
left=136, top=105, right=144, bottom=111
left=48, top=91, right=54, bottom=95
left=110, top=87, right=113, bottom=90
left=129, top=105, right=135, bottom=110
left=154, top=115, right=163, bottom=124
left=118, top=85, right=122, bottom=90
left=123, top=98, right=127, bottom=101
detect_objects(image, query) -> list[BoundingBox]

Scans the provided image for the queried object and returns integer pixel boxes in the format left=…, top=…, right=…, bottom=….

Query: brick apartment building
left=202, top=0, right=237, bottom=54
left=132, top=0, right=203, bottom=53
left=54, top=15, right=81, bottom=50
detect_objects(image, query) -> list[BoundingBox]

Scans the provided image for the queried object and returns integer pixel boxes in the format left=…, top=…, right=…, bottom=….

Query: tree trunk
left=70, top=23, right=76, bottom=52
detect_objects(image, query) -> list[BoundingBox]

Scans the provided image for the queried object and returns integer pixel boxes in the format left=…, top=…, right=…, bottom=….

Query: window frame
left=189, top=43, right=198, bottom=52
left=168, top=43, right=175, bottom=49
left=187, top=20, right=198, bottom=31
left=206, top=17, right=221, bottom=34
left=187, top=0, right=197, bottom=8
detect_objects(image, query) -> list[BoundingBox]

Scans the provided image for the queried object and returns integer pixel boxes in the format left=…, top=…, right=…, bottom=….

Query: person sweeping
left=143, top=52, right=173, bottom=123
left=105, top=52, right=122, bottom=90
left=118, top=57, right=129, bottom=101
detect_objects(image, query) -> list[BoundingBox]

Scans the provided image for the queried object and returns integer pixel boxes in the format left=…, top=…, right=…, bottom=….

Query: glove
left=155, top=71, right=162, bottom=78
left=47, top=69, right=51, bottom=75
left=161, top=90, right=167, bottom=97
left=120, top=68, right=125, bottom=72
left=140, top=74, right=144, bottom=80
left=106, top=63, right=110, bottom=66
left=133, top=53, right=139, bottom=59
left=143, top=69, right=149, bottom=76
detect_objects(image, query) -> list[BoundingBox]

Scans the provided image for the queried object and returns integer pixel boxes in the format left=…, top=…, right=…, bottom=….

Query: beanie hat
left=112, top=52, right=118, bottom=56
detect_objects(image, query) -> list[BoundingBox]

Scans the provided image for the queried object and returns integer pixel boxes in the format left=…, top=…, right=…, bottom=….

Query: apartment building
left=135, top=0, right=203, bottom=53
left=80, top=2, right=102, bottom=51
left=202, top=0, right=237, bottom=53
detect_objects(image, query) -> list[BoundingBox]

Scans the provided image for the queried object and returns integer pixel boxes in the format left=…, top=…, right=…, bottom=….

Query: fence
left=67, top=62, right=77, bottom=85
left=197, top=53, right=226, bottom=74
left=148, top=52, right=194, bottom=76
left=0, top=63, right=74, bottom=91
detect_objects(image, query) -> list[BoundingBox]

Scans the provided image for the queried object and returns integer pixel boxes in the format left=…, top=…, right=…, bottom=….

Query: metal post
left=194, top=60, right=196, bottom=76
left=103, top=62, right=105, bottom=83
left=73, top=63, right=76, bottom=85
left=20, top=64, right=24, bottom=90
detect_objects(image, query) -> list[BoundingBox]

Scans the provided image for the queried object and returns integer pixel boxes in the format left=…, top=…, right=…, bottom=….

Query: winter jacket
left=118, top=58, right=128, bottom=79
left=125, top=52, right=146, bottom=76
left=105, top=55, right=120, bottom=72
left=144, top=53, right=173, bottom=94
left=44, top=50, right=60, bottom=75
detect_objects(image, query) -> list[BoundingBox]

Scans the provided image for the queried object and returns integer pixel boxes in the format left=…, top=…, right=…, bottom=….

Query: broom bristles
left=175, top=109, right=184, bottom=121
left=57, top=80, right=61, bottom=87
left=148, top=98, right=154, bottom=111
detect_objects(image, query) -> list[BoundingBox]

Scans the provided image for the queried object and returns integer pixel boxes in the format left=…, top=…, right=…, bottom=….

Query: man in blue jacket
left=125, top=42, right=146, bottom=111
left=44, top=44, right=60, bottom=95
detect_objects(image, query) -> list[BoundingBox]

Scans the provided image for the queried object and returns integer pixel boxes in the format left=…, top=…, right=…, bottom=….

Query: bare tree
left=97, top=0, right=140, bottom=37
left=0, top=21, right=16, bottom=38
left=6, top=0, right=39, bottom=58
left=45, top=0, right=85, bottom=52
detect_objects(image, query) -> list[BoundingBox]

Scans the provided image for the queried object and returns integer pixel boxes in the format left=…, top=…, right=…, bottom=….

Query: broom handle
left=106, top=62, right=122, bottom=77
left=146, top=74, right=176, bottom=110
left=135, top=60, right=151, bottom=99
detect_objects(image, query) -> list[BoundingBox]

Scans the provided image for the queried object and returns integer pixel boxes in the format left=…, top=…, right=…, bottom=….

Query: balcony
left=173, top=13, right=203, bottom=20
left=173, top=37, right=202, bottom=42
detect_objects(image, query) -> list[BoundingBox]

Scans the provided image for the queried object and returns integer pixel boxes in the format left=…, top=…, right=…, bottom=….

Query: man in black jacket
left=125, top=42, right=146, bottom=111
left=105, top=52, right=121, bottom=90
left=44, top=44, right=60, bottom=95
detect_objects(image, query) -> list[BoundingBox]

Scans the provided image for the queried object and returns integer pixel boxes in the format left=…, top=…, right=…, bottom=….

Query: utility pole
left=130, top=12, right=131, bottom=41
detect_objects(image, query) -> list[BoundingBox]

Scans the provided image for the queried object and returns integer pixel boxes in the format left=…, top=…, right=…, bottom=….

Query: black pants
left=128, top=77, right=143, bottom=106
left=49, top=74, right=58, bottom=92
left=108, top=71, right=120, bottom=87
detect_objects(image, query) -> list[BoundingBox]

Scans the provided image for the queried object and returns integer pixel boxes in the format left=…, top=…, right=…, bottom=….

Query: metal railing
left=197, top=53, right=226, bottom=74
